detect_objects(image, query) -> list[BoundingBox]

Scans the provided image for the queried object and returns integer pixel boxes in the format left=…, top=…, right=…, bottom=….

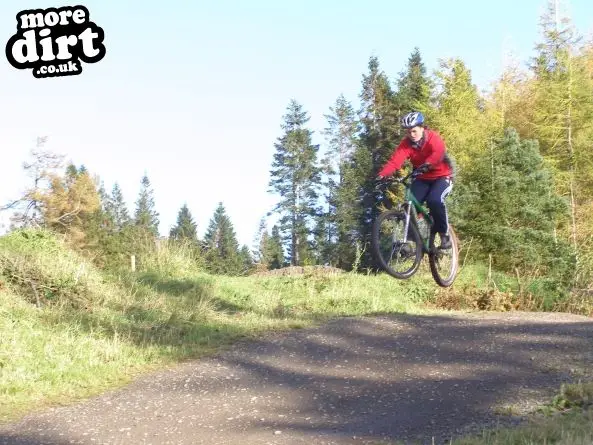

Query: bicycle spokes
left=429, top=231, right=459, bottom=287
left=376, top=212, right=421, bottom=277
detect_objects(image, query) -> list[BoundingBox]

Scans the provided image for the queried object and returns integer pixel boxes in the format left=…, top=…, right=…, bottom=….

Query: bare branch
left=0, top=199, right=23, bottom=212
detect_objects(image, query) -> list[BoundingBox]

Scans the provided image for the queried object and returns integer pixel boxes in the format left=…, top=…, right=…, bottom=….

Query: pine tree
left=258, top=229, right=271, bottom=267
left=312, top=216, right=330, bottom=265
left=238, top=245, right=254, bottom=275
left=268, top=99, right=322, bottom=266
left=93, top=180, right=110, bottom=231
left=484, top=46, right=533, bottom=136
left=321, top=94, right=361, bottom=267
left=90, top=181, right=134, bottom=270
left=252, top=220, right=286, bottom=271
left=574, top=44, right=593, bottom=198
left=359, top=56, right=401, bottom=171
left=429, top=57, right=490, bottom=177
left=266, top=225, right=285, bottom=269
left=38, top=163, right=102, bottom=250
left=97, top=180, right=108, bottom=206
left=203, top=202, right=242, bottom=275
left=353, top=55, right=401, bottom=269
left=105, top=182, right=130, bottom=232
left=134, top=174, right=159, bottom=237
left=322, top=94, right=361, bottom=182
left=169, top=203, right=198, bottom=242
left=252, top=216, right=268, bottom=264
left=452, top=128, right=575, bottom=283
left=395, top=47, right=433, bottom=116
left=572, top=43, right=593, bottom=285
left=528, top=0, right=593, bottom=262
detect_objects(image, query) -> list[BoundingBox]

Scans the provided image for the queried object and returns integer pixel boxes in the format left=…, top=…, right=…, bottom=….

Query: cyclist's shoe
left=439, top=233, right=452, bottom=250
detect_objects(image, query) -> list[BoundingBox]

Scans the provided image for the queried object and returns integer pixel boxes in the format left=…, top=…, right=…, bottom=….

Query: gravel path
left=1, top=311, right=593, bottom=445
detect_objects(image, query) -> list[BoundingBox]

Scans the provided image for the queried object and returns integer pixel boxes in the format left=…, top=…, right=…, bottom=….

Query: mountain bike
left=371, top=169, right=459, bottom=287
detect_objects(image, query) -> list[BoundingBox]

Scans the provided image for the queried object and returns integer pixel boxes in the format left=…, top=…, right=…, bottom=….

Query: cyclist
left=375, top=111, right=454, bottom=249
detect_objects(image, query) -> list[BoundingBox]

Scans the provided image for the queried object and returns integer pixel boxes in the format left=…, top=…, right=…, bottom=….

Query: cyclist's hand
left=374, top=175, right=390, bottom=192
left=416, top=163, right=431, bottom=173
left=375, top=175, right=391, bottom=187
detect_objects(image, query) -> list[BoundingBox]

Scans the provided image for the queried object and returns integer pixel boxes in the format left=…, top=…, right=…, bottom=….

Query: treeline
left=4, top=155, right=257, bottom=275
left=3, top=1, right=592, bottom=291
left=266, top=0, right=593, bottom=290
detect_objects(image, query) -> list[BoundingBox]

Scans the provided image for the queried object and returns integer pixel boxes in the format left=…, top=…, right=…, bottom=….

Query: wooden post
left=131, top=254, right=136, bottom=272
left=488, top=254, right=492, bottom=288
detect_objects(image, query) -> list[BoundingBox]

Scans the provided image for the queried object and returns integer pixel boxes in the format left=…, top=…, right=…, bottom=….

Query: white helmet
left=401, top=111, right=425, bottom=129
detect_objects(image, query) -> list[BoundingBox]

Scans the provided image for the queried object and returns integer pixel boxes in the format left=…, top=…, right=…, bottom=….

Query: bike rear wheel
left=372, top=210, right=423, bottom=279
left=429, top=226, right=459, bottom=287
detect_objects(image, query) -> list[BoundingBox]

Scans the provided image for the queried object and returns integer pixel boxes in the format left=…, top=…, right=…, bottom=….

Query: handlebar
left=375, top=168, right=424, bottom=190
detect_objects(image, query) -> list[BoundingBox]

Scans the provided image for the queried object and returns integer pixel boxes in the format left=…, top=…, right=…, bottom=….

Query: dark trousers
left=411, top=177, right=453, bottom=234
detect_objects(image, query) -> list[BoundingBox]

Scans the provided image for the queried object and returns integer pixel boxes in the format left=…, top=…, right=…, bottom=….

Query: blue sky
left=1, top=0, right=592, bottom=248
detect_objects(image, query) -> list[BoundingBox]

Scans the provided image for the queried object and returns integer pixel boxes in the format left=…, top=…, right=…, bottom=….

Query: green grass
left=446, top=382, right=593, bottom=445
left=451, top=411, right=593, bottom=445
left=386, top=383, right=593, bottom=445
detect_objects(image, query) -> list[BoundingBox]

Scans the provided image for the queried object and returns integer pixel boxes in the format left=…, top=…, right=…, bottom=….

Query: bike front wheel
left=372, top=210, right=423, bottom=279
left=429, top=226, right=460, bottom=287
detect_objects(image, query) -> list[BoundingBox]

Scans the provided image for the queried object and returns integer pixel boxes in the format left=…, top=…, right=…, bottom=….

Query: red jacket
left=378, top=128, right=453, bottom=180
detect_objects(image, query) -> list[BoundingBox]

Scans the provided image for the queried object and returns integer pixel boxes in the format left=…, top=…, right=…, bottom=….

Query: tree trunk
left=567, top=49, right=578, bottom=260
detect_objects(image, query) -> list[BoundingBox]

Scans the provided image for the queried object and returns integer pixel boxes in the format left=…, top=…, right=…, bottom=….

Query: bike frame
left=395, top=175, right=435, bottom=253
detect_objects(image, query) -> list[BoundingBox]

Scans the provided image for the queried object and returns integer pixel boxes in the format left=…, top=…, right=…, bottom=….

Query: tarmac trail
left=1, top=312, right=593, bottom=445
